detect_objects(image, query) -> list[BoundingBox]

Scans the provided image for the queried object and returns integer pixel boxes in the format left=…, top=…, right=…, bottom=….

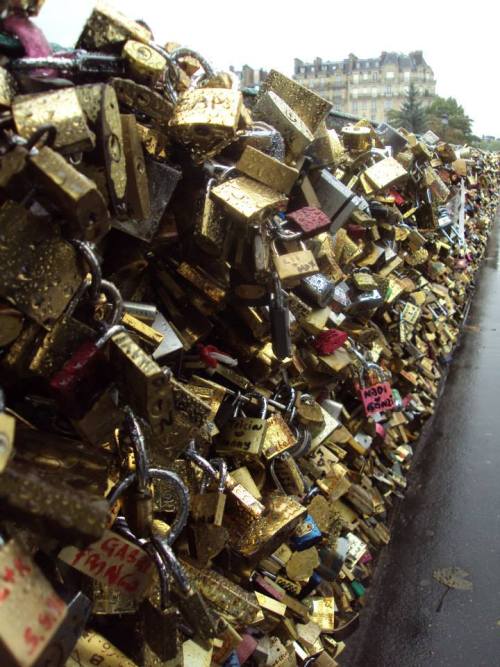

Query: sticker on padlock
left=360, top=381, right=395, bottom=417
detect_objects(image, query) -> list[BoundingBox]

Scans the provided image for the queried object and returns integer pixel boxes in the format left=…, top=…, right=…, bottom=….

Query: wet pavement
left=341, top=210, right=500, bottom=667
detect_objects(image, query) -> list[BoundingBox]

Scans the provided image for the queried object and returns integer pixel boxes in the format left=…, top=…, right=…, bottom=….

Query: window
left=404, top=71, right=410, bottom=81
left=351, top=89, right=358, bottom=99
left=385, top=86, right=392, bottom=96
left=384, top=99, right=392, bottom=110
left=385, top=71, right=395, bottom=80
left=352, top=101, right=359, bottom=113
left=353, top=73, right=359, bottom=84
left=372, top=72, right=378, bottom=81
left=372, top=87, right=378, bottom=97
left=363, top=72, right=369, bottom=80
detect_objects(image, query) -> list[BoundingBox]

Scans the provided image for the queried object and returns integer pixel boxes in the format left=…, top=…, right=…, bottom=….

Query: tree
left=425, top=96, right=473, bottom=144
left=387, top=83, right=427, bottom=133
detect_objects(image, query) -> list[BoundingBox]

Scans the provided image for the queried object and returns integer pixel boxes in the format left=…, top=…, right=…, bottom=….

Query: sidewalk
left=341, top=209, right=500, bottom=667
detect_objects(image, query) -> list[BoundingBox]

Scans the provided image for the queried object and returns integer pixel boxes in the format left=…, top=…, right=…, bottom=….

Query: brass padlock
left=77, top=1, right=153, bottom=51
left=217, top=392, right=269, bottom=460
left=170, top=88, right=243, bottom=161
left=13, top=87, right=95, bottom=152
left=271, top=237, right=318, bottom=287
left=0, top=200, right=83, bottom=328
left=236, top=145, right=299, bottom=194
left=211, top=175, right=288, bottom=224
left=29, top=145, right=110, bottom=242
left=110, top=330, right=174, bottom=440
left=122, top=39, right=167, bottom=85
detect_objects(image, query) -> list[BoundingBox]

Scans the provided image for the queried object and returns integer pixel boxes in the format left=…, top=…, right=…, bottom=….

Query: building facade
left=230, top=64, right=268, bottom=90
left=293, top=52, right=436, bottom=124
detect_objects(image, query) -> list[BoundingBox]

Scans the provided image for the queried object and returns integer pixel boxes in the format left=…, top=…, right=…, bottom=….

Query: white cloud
left=35, top=0, right=500, bottom=137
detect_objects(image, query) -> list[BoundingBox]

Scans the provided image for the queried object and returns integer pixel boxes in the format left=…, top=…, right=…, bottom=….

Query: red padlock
left=50, top=324, right=123, bottom=419
left=312, top=328, right=348, bottom=356
left=286, top=206, right=331, bottom=238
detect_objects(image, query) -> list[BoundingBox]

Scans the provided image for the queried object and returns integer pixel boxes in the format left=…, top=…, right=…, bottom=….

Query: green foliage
left=387, top=83, right=426, bottom=133
left=472, top=138, right=500, bottom=152
left=425, top=96, right=473, bottom=143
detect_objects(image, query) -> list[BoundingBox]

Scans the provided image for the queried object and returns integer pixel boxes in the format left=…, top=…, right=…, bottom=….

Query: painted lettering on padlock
left=59, top=530, right=153, bottom=600
left=0, top=541, right=67, bottom=666
left=360, top=381, right=394, bottom=416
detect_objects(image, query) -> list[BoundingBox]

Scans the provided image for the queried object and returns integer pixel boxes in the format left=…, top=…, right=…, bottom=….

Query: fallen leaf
left=433, top=566, right=473, bottom=591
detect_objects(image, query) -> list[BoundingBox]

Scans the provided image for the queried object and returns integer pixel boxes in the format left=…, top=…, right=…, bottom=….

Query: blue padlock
left=223, top=651, right=241, bottom=667
left=291, top=514, right=322, bottom=551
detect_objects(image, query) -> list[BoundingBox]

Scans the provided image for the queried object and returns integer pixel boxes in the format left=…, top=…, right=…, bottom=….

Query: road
left=341, top=211, right=500, bottom=667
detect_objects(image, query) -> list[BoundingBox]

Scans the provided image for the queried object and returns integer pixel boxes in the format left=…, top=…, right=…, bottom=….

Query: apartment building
left=293, top=51, right=436, bottom=123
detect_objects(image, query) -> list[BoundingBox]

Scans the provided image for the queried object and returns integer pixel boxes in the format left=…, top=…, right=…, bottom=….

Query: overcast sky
left=35, top=0, right=500, bottom=137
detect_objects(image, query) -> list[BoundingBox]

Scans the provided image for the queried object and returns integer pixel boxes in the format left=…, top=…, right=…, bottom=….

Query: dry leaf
left=433, top=566, right=473, bottom=591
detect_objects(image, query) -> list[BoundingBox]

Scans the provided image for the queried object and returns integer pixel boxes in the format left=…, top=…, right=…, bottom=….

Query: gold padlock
left=29, top=146, right=110, bottom=242
left=122, top=39, right=167, bottom=85
left=13, top=88, right=95, bottom=152
left=272, top=238, right=318, bottom=287
left=211, top=175, right=288, bottom=224
left=170, top=88, right=243, bottom=160
left=236, top=145, right=299, bottom=194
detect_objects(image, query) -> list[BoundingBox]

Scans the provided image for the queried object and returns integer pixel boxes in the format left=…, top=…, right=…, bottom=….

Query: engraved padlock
left=271, top=236, right=318, bottom=288
left=217, top=391, right=269, bottom=460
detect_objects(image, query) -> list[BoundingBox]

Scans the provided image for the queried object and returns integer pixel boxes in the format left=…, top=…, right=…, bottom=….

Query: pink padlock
left=286, top=206, right=331, bottom=238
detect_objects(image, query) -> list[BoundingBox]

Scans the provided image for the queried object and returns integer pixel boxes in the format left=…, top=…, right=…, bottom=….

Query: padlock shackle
left=151, top=537, right=191, bottom=596
left=209, top=457, right=228, bottom=493
left=112, top=516, right=171, bottom=609
left=170, top=46, right=215, bottom=81
left=71, top=240, right=102, bottom=303
left=107, top=468, right=190, bottom=546
left=244, top=390, right=268, bottom=419
left=100, top=279, right=125, bottom=327
left=272, top=383, right=296, bottom=423
left=123, top=407, right=150, bottom=494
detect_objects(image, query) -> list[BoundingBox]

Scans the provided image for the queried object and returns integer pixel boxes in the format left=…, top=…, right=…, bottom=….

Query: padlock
left=269, top=451, right=307, bottom=497
left=152, top=538, right=222, bottom=640
left=363, top=156, right=408, bottom=192
left=217, top=391, right=269, bottom=460
left=76, top=2, right=153, bottom=51
left=298, top=272, right=336, bottom=308
left=254, top=90, right=314, bottom=160
left=194, top=177, right=228, bottom=256
left=291, top=514, right=322, bottom=551
left=236, top=145, right=299, bottom=194
left=258, top=69, right=331, bottom=136
left=0, top=200, right=84, bottom=328
left=0, top=539, right=69, bottom=667
left=50, top=321, right=122, bottom=420
left=286, top=206, right=332, bottom=238
left=341, top=125, right=372, bottom=152
left=28, top=141, right=110, bottom=242
left=375, top=122, right=408, bottom=155
left=0, top=389, right=15, bottom=474
left=12, top=87, right=95, bottom=152
left=170, top=88, right=243, bottom=161
left=309, top=169, right=361, bottom=235
left=0, top=461, right=110, bottom=546
left=112, top=77, right=173, bottom=131
left=122, top=39, right=167, bottom=86
left=271, top=237, right=318, bottom=288
left=211, top=175, right=288, bottom=224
